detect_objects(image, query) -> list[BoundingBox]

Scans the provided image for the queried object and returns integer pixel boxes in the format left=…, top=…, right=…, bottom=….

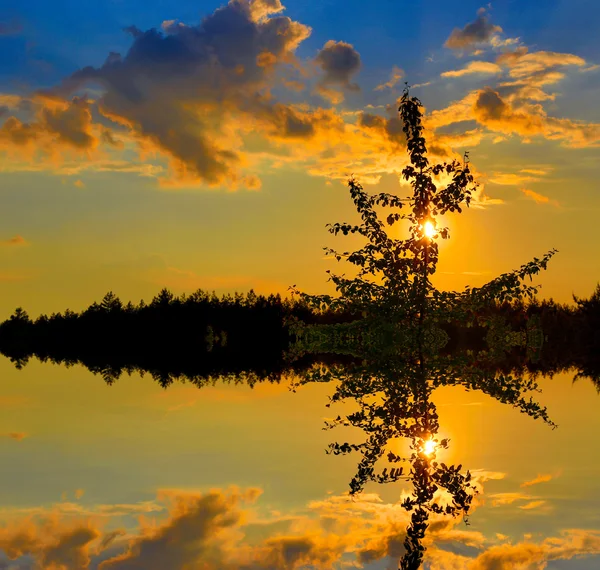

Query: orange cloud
left=470, top=530, right=600, bottom=570
left=472, top=87, right=600, bottom=147
left=0, top=235, right=27, bottom=246
left=490, top=492, right=535, bottom=507
left=1, top=432, right=28, bottom=441
left=0, top=515, right=101, bottom=568
left=441, top=61, right=502, bottom=78
left=497, top=47, right=586, bottom=78
left=375, top=65, right=404, bottom=91
left=0, top=95, right=98, bottom=160
left=519, top=500, right=547, bottom=510
left=521, top=188, right=559, bottom=206
left=0, top=485, right=598, bottom=570
left=489, top=171, right=542, bottom=185
left=521, top=473, right=556, bottom=487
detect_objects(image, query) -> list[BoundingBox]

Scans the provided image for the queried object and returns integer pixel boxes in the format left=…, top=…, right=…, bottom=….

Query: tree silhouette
left=289, top=87, right=560, bottom=569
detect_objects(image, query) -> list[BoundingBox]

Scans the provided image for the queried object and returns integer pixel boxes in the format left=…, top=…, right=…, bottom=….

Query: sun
left=422, top=439, right=437, bottom=456
left=423, top=221, right=436, bottom=239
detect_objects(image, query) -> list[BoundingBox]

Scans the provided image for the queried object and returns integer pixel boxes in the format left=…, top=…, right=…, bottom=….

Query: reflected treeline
left=0, top=287, right=600, bottom=387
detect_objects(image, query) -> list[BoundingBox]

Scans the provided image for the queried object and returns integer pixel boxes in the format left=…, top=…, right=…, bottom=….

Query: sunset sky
left=1, top=0, right=600, bottom=319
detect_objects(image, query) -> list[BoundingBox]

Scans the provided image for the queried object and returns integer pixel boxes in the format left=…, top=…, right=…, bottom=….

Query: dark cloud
left=98, top=489, right=257, bottom=569
left=259, top=534, right=347, bottom=568
left=445, top=8, right=502, bottom=51
left=43, top=0, right=312, bottom=188
left=0, top=96, right=97, bottom=153
left=100, top=128, right=123, bottom=148
left=0, top=116, right=39, bottom=147
left=39, top=96, right=96, bottom=149
left=0, top=518, right=99, bottom=568
left=358, top=112, right=405, bottom=145
left=474, top=87, right=508, bottom=121
left=315, top=40, right=361, bottom=101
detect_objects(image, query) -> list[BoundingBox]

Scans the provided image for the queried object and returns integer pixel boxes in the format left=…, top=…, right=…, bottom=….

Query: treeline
left=0, top=288, right=357, bottom=386
left=0, top=285, right=599, bottom=388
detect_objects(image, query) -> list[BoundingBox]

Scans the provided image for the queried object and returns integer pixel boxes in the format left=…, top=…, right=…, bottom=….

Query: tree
left=289, top=86, right=558, bottom=570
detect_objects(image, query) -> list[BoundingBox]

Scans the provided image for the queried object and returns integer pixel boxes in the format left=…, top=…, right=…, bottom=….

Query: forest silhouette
left=0, top=285, right=599, bottom=389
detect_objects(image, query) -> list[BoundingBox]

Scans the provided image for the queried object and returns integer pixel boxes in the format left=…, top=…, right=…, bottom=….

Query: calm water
left=1, top=356, right=599, bottom=569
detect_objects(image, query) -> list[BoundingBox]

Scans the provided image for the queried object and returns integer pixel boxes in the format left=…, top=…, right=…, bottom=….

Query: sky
left=1, top=0, right=600, bottom=319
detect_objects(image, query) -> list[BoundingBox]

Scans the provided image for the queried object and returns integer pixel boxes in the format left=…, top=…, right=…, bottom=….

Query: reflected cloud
left=0, top=236, right=27, bottom=247
left=0, top=432, right=28, bottom=441
left=521, top=473, right=556, bottom=488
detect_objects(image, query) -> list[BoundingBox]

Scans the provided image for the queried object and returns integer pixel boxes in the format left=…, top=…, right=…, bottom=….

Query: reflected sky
left=1, top=355, right=600, bottom=568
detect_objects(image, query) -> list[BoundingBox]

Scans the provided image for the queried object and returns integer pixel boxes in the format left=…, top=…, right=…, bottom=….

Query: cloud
left=489, top=492, right=535, bottom=507
left=444, top=8, right=503, bottom=51
left=8, top=0, right=315, bottom=188
left=494, top=47, right=588, bottom=102
left=98, top=488, right=261, bottom=569
left=375, top=65, right=404, bottom=91
left=0, top=235, right=27, bottom=247
left=0, top=516, right=100, bottom=569
left=1, top=485, right=600, bottom=570
left=488, top=171, right=542, bottom=185
left=254, top=534, right=348, bottom=568
left=0, top=432, right=28, bottom=441
left=472, top=87, right=600, bottom=147
left=497, top=47, right=586, bottom=79
left=470, top=530, right=600, bottom=570
left=1, top=0, right=596, bottom=194
left=315, top=40, right=361, bottom=102
left=519, top=500, right=547, bottom=510
left=0, top=95, right=98, bottom=159
left=428, top=80, right=600, bottom=149
left=441, top=61, right=502, bottom=78
left=521, top=188, right=559, bottom=206
left=521, top=473, right=556, bottom=488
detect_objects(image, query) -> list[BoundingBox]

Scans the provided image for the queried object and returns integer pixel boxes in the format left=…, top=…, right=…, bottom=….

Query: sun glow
left=423, top=221, right=436, bottom=239
left=423, top=439, right=437, bottom=456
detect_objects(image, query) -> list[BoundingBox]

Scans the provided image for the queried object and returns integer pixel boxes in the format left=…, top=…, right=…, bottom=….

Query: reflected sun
left=423, top=221, right=436, bottom=239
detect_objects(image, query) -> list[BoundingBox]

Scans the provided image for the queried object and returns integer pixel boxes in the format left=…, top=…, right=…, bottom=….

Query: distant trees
left=0, top=287, right=354, bottom=385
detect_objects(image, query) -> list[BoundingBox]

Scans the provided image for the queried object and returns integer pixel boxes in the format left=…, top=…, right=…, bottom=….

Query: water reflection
left=287, top=307, right=555, bottom=568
